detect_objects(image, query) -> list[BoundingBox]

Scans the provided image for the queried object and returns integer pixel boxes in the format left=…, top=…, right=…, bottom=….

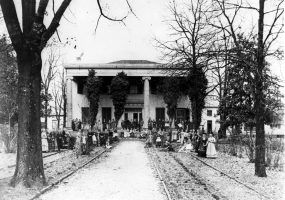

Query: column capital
left=66, top=76, right=73, bottom=80
left=142, top=76, right=151, bottom=81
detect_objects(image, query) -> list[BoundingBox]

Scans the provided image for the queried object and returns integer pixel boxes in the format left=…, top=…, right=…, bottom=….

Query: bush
left=0, top=124, right=17, bottom=153
left=242, top=134, right=255, bottom=163
left=218, top=134, right=284, bottom=170
left=265, top=136, right=284, bottom=170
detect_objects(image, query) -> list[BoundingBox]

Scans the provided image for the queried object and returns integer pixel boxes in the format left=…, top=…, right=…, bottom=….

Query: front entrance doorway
left=102, top=107, right=112, bottom=130
left=156, top=107, right=165, bottom=122
left=124, top=108, right=143, bottom=122
left=207, top=120, right=212, bottom=133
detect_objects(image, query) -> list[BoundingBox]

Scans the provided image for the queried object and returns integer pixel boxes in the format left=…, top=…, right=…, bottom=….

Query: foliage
left=160, top=77, right=181, bottom=122
left=219, top=35, right=284, bottom=130
left=0, top=124, right=17, bottom=153
left=186, top=66, right=208, bottom=131
left=0, top=35, right=18, bottom=125
left=40, top=82, right=52, bottom=118
left=86, top=69, right=102, bottom=128
left=110, top=72, right=129, bottom=124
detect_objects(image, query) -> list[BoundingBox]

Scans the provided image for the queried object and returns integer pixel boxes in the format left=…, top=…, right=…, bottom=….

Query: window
left=130, top=85, right=138, bottom=94
left=176, top=109, right=186, bottom=122
left=52, top=120, right=58, bottom=130
left=207, top=120, right=212, bottom=133
left=77, top=81, right=84, bottom=94
left=207, top=110, right=212, bottom=116
left=156, top=108, right=165, bottom=122
left=175, top=108, right=190, bottom=122
left=124, top=113, right=128, bottom=120
left=82, top=107, right=90, bottom=124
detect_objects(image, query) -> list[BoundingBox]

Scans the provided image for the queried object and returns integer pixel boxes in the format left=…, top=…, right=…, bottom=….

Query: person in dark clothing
left=71, top=120, right=76, bottom=131
left=164, top=141, right=174, bottom=152
left=56, top=131, right=63, bottom=152
left=148, top=119, right=153, bottom=130
left=78, top=119, right=82, bottom=130
left=197, top=133, right=207, bottom=157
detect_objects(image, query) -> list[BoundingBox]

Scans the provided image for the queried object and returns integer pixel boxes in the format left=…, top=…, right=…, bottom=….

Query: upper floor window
left=130, top=85, right=138, bottom=94
left=77, top=82, right=84, bottom=94
left=207, top=110, right=212, bottom=116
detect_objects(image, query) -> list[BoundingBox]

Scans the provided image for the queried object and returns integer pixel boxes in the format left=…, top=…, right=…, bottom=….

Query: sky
left=54, top=0, right=284, bottom=81
left=0, top=0, right=284, bottom=82
left=51, top=0, right=170, bottom=64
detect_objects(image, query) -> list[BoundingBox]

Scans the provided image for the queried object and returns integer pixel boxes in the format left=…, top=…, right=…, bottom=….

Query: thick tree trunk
left=255, top=0, right=266, bottom=177
left=219, top=113, right=227, bottom=138
left=44, top=97, right=48, bottom=129
left=11, top=53, right=46, bottom=187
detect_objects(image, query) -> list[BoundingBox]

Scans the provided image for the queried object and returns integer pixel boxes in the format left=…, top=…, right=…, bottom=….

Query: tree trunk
left=63, top=94, right=67, bottom=128
left=57, top=117, right=60, bottom=129
left=219, top=113, right=227, bottom=138
left=11, top=53, right=46, bottom=187
left=44, top=96, right=48, bottom=129
left=255, top=0, right=267, bottom=177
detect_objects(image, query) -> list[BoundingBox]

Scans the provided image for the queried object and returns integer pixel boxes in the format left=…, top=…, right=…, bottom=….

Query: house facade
left=65, top=60, right=220, bottom=132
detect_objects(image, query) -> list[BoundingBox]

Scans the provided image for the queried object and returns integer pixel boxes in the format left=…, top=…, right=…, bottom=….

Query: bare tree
left=52, top=68, right=65, bottom=130
left=156, top=0, right=219, bottom=130
left=42, top=46, right=59, bottom=129
left=0, top=0, right=133, bottom=187
left=211, top=0, right=284, bottom=177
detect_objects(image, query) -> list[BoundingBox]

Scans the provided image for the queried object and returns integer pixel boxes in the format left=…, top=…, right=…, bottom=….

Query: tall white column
left=66, top=77, right=73, bottom=129
left=142, top=77, right=151, bottom=129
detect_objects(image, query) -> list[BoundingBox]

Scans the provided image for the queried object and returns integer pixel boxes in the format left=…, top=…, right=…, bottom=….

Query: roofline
left=64, top=63, right=164, bottom=70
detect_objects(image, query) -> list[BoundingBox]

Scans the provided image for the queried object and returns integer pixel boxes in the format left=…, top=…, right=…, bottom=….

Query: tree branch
left=0, top=0, right=24, bottom=52
left=37, top=0, right=49, bottom=23
left=42, top=0, right=72, bottom=46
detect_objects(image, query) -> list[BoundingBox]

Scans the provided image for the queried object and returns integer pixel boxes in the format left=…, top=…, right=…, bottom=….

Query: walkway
left=39, top=141, right=166, bottom=200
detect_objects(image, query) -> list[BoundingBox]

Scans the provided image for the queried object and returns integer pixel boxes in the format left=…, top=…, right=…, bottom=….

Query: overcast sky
left=55, top=0, right=284, bottom=81
left=0, top=0, right=284, bottom=82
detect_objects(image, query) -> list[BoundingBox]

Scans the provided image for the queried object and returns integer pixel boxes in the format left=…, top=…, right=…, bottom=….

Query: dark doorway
left=156, top=108, right=165, bottom=122
left=139, top=113, right=143, bottom=122
left=133, top=113, right=138, bottom=121
left=82, top=107, right=90, bottom=124
left=176, top=108, right=190, bottom=122
left=207, top=120, right=212, bottom=133
left=102, top=107, right=112, bottom=130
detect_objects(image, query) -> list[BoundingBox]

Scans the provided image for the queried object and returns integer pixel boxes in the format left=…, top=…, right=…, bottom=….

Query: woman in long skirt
left=198, top=133, right=207, bottom=157
left=206, top=133, right=217, bottom=158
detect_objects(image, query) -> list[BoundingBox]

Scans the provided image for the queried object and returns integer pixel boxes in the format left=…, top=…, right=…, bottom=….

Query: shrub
left=0, top=124, right=17, bottom=153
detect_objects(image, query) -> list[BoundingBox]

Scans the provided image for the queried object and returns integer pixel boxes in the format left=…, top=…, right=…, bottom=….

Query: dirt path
left=39, top=141, right=166, bottom=200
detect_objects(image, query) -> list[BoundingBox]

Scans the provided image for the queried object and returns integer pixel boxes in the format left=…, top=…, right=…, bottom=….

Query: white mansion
left=65, top=60, right=220, bottom=132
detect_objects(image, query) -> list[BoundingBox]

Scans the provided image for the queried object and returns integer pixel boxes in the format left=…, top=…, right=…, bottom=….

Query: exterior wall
left=71, top=80, right=89, bottom=120
left=41, top=116, right=64, bottom=131
left=65, top=62, right=223, bottom=131
left=201, top=107, right=220, bottom=133
left=70, top=78, right=220, bottom=131
left=71, top=87, right=196, bottom=127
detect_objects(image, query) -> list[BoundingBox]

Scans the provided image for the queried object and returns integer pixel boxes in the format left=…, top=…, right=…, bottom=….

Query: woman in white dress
left=206, top=133, right=217, bottom=158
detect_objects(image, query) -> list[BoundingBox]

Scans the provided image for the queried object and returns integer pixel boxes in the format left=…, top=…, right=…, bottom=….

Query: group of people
left=144, top=127, right=217, bottom=158
left=121, top=119, right=143, bottom=132
left=43, top=117, right=217, bottom=159
left=41, top=129, right=73, bottom=152
left=180, top=132, right=217, bottom=158
left=147, top=119, right=193, bottom=132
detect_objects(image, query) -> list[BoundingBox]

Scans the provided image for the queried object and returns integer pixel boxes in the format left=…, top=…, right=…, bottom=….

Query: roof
left=109, top=60, right=159, bottom=64
left=64, top=60, right=162, bottom=70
